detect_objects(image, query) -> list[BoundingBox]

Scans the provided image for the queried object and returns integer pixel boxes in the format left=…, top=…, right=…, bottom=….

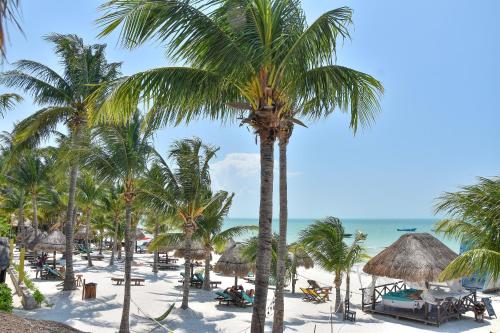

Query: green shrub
left=33, top=288, right=44, bottom=305
left=0, top=283, right=13, bottom=313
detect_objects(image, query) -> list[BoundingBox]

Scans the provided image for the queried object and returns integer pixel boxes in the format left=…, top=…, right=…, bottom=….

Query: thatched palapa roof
left=174, top=240, right=206, bottom=260
left=363, top=233, right=457, bottom=282
left=214, top=243, right=254, bottom=277
left=74, top=226, right=94, bottom=240
left=34, top=230, right=66, bottom=252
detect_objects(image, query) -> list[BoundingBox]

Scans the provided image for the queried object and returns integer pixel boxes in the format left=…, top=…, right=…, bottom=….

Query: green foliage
left=33, top=288, right=44, bottom=305
left=0, top=215, right=10, bottom=236
left=299, top=217, right=368, bottom=274
left=0, top=283, right=13, bottom=313
left=435, top=176, right=500, bottom=281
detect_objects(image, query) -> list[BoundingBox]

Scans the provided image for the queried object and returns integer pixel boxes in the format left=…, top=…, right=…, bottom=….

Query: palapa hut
left=74, top=226, right=94, bottom=241
left=0, top=237, right=10, bottom=283
left=360, top=233, right=477, bottom=326
left=363, top=233, right=457, bottom=282
left=174, top=240, right=206, bottom=260
left=33, top=230, right=66, bottom=269
left=214, top=243, right=254, bottom=287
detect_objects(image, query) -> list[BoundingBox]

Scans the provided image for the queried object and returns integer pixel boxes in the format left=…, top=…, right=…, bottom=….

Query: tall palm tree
left=10, top=149, right=50, bottom=239
left=1, top=34, right=121, bottom=290
left=141, top=138, right=220, bottom=309
left=77, top=172, right=103, bottom=267
left=84, top=112, right=156, bottom=333
left=101, top=183, right=123, bottom=266
left=434, top=176, right=500, bottom=281
left=192, top=191, right=256, bottom=290
left=299, top=217, right=367, bottom=312
left=97, top=2, right=382, bottom=329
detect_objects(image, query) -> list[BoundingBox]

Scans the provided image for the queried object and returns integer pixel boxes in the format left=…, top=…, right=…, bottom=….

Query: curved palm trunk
left=119, top=198, right=133, bottom=333
left=31, top=194, right=38, bottom=239
left=202, top=246, right=211, bottom=290
left=85, top=208, right=93, bottom=267
left=251, top=135, right=275, bottom=333
left=181, top=222, right=194, bottom=309
left=152, top=219, right=159, bottom=274
left=109, top=214, right=119, bottom=266
left=63, top=162, right=78, bottom=291
left=334, top=271, right=342, bottom=313
left=273, top=136, right=288, bottom=333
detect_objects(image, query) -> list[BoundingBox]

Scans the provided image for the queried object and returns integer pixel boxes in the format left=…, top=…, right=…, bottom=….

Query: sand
left=9, top=250, right=500, bottom=333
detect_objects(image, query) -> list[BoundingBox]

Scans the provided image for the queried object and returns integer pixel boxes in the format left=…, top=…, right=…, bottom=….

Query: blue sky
left=1, top=0, right=499, bottom=218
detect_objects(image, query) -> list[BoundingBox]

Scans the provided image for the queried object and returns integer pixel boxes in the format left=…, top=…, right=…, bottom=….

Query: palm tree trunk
left=202, top=246, right=211, bottom=290
left=273, top=136, right=288, bottom=333
left=17, top=192, right=25, bottom=247
left=31, top=194, right=38, bottom=239
left=118, top=243, right=122, bottom=260
left=99, top=233, right=103, bottom=255
left=63, top=162, right=78, bottom=291
left=334, top=272, right=342, bottom=313
left=345, top=271, right=350, bottom=303
left=152, top=219, right=159, bottom=274
left=85, top=209, right=93, bottom=267
left=109, top=214, right=119, bottom=266
left=119, top=198, right=133, bottom=333
left=181, top=223, right=194, bottom=310
left=251, top=134, right=275, bottom=333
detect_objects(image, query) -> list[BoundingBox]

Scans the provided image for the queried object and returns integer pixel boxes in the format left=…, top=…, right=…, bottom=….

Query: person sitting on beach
left=246, top=289, right=255, bottom=297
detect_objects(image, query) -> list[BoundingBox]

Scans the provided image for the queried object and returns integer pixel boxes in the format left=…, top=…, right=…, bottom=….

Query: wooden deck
left=360, top=281, right=477, bottom=327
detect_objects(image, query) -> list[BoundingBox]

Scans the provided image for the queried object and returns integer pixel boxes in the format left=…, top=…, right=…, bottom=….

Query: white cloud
left=211, top=152, right=301, bottom=217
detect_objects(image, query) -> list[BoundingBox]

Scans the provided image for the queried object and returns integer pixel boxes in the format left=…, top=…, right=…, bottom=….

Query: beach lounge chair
left=228, top=291, right=251, bottom=307
left=307, top=280, right=332, bottom=293
left=241, top=291, right=254, bottom=305
left=215, top=291, right=232, bottom=305
left=43, top=264, right=63, bottom=280
left=304, top=288, right=328, bottom=303
left=300, top=287, right=315, bottom=302
left=178, top=272, right=203, bottom=288
left=194, top=273, right=222, bottom=289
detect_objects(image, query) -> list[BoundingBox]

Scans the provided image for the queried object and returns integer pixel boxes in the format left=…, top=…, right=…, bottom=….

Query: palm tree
left=97, top=2, right=382, bottom=329
left=194, top=191, right=256, bottom=290
left=434, top=176, right=500, bottom=281
left=11, top=149, right=50, bottom=239
left=84, top=112, right=156, bottom=333
left=101, top=183, right=123, bottom=266
left=0, top=0, right=22, bottom=60
left=1, top=34, right=121, bottom=290
left=77, top=172, right=103, bottom=267
left=0, top=93, right=22, bottom=117
left=299, top=217, right=367, bottom=312
left=141, top=138, right=220, bottom=309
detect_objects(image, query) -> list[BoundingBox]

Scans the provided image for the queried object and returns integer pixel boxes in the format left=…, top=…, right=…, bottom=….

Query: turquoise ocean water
left=224, top=218, right=459, bottom=256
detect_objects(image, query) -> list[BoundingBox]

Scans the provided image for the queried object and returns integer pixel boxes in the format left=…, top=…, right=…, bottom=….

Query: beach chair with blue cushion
left=43, top=264, right=63, bottom=280
left=215, top=291, right=233, bottom=305
left=194, top=273, right=222, bottom=289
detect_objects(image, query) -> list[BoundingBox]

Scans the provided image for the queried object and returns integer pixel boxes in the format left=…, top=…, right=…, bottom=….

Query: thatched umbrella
left=33, top=230, right=66, bottom=269
left=214, top=243, right=254, bottom=286
left=363, top=233, right=457, bottom=283
left=25, top=229, right=47, bottom=251
left=174, top=240, right=206, bottom=260
left=74, top=226, right=93, bottom=241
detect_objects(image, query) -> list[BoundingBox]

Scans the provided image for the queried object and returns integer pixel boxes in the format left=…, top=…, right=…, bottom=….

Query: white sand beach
left=9, top=251, right=500, bottom=333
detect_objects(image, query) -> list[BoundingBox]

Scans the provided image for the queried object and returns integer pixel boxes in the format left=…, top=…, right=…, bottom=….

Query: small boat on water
left=397, top=227, right=416, bottom=232
left=343, top=233, right=353, bottom=238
